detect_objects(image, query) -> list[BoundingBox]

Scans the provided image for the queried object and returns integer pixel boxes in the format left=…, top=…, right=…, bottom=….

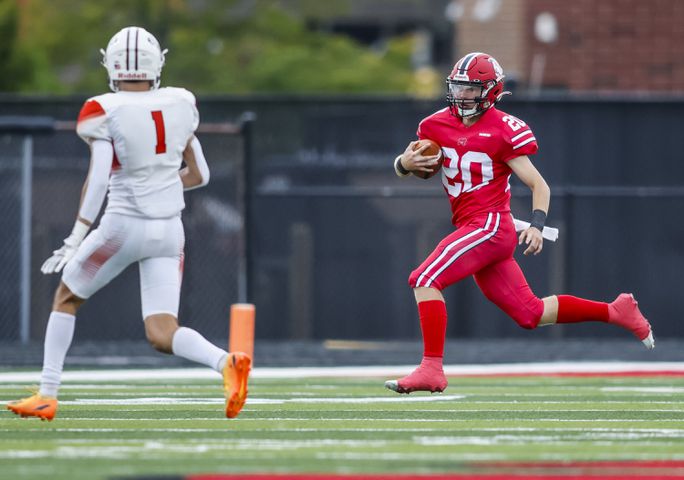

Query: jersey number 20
left=441, top=148, right=494, bottom=198
left=151, top=110, right=167, bottom=154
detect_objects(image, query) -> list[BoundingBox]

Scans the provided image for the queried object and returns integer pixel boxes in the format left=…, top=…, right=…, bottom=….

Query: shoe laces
left=10, top=386, right=40, bottom=404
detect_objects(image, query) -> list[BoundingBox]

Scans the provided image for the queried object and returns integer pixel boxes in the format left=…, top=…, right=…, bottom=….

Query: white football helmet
left=100, top=26, right=167, bottom=92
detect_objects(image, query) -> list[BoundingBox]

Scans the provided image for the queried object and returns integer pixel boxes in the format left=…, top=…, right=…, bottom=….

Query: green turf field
left=1, top=373, right=683, bottom=479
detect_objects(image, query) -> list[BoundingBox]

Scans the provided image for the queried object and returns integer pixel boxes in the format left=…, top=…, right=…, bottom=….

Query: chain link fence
left=0, top=132, right=26, bottom=341
left=0, top=116, right=251, bottom=343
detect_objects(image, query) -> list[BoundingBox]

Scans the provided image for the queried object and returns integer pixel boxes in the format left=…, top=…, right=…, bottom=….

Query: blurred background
left=1, top=0, right=683, bottom=364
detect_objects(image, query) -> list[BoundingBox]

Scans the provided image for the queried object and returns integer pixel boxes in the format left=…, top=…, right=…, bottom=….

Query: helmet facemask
left=447, top=80, right=496, bottom=118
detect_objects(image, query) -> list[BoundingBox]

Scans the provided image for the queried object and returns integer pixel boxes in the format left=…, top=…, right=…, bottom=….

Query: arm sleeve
left=184, top=136, right=210, bottom=191
left=78, top=140, right=113, bottom=223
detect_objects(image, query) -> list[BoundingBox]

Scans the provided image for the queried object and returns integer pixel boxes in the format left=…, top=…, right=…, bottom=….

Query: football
left=411, top=139, right=443, bottom=179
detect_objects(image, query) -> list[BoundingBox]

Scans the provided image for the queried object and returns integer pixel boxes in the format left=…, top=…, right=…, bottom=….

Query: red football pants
left=409, top=212, right=544, bottom=329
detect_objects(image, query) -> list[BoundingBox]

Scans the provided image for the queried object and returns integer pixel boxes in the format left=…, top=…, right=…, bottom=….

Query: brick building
left=454, top=0, right=684, bottom=92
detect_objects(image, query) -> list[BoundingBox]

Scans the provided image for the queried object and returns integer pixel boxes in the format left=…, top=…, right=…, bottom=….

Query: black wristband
left=394, top=155, right=410, bottom=175
left=530, top=209, right=547, bottom=231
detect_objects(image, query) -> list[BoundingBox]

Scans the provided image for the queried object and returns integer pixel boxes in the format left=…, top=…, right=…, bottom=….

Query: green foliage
left=7, top=0, right=428, bottom=95
left=0, top=1, right=41, bottom=91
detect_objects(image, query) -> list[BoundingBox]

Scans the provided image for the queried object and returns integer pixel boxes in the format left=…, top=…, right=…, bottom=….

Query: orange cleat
left=223, top=352, right=251, bottom=418
left=609, top=293, right=655, bottom=350
left=7, top=393, right=58, bottom=421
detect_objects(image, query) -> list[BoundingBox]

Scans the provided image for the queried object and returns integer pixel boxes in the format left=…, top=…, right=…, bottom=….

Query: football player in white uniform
left=7, top=27, right=250, bottom=421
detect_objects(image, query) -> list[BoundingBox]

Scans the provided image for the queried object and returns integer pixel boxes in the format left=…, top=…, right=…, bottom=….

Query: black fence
left=0, top=114, right=249, bottom=343
left=0, top=94, right=682, bottom=342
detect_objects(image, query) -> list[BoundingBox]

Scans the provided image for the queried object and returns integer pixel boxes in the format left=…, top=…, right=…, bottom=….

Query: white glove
left=41, top=221, right=90, bottom=274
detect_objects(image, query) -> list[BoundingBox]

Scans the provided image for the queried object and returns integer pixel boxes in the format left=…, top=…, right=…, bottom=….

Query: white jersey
left=76, top=87, right=199, bottom=218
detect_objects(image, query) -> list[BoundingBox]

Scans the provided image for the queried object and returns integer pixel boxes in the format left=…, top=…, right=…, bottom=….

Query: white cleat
left=384, top=380, right=400, bottom=392
left=642, top=331, right=655, bottom=350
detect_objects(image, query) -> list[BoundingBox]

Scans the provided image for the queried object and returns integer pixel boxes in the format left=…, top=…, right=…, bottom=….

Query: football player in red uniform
left=386, top=52, right=654, bottom=394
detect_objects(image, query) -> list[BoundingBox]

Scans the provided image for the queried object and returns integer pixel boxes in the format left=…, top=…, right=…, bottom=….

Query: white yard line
left=602, top=386, right=684, bottom=393
left=0, top=395, right=466, bottom=406
left=1, top=361, right=683, bottom=383
left=25, top=414, right=684, bottom=421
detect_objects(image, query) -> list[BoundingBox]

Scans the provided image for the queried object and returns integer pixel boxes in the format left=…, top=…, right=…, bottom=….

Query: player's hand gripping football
left=519, top=227, right=543, bottom=256
left=400, top=141, right=441, bottom=174
left=41, top=221, right=89, bottom=274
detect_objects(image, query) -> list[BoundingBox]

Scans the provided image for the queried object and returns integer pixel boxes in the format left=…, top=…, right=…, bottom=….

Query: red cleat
left=608, top=293, right=655, bottom=349
left=385, top=357, right=448, bottom=394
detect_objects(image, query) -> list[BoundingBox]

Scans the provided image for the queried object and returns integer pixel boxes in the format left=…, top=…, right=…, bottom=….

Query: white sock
left=171, top=327, right=227, bottom=373
left=40, top=311, right=76, bottom=398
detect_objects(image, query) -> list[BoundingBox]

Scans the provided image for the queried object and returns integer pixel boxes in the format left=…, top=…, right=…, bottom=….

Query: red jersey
left=417, top=106, right=538, bottom=227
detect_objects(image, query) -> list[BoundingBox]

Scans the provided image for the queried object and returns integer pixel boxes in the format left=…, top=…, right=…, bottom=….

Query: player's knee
left=512, top=312, right=541, bottom=330
left=144, top=314, right=178, bottom=354
left=52, top=282, right=85, bottom=314
left=408, top=269, right=420, bottom=288
left=483, top=291, right=543, bottom=330
left=146, top=332, right=170, bottom=353
left=146, top=329, right=173, bottom=353
left=409, top=269, right=443, bottom=290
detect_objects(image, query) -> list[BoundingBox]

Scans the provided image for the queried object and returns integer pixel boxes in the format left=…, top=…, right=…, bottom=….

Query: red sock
left=418, top=300, right=447, bottom=357
left=556, top=295, right=609, bottom=324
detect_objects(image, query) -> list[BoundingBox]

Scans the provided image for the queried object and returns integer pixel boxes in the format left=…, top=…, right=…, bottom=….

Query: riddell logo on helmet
left=116, top=72, right=148, bottom=79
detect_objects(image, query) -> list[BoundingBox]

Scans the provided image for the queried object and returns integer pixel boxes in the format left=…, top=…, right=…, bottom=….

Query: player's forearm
left=182, top=137, right=210, bottom=191
left=394, top=154, right=410, bottom=177
left=530, top=178, right=550, bottom=214
left=77, top=179, right=92, bottom=226
left=180, top=167, right=202, bottom=188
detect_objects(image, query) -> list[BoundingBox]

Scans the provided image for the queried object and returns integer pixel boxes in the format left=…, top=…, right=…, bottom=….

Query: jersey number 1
left=151, top=110, right=166, bottom=154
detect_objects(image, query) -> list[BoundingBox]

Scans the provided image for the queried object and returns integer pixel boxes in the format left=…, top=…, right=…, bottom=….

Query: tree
left=0, top=1, right=46, bottom=92
left=7, top=0, right=434, bottom=95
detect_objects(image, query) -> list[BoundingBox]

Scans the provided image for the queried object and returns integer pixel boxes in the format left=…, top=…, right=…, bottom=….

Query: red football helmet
left=447, top=52, right=509, bottom=118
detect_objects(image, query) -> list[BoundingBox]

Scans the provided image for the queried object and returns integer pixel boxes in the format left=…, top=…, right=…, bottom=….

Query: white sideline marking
left=49, top=394, right=464, bottom=406
left=602, top=386, right=684, bottom=393
left=0, top=361, right=683, bottom=383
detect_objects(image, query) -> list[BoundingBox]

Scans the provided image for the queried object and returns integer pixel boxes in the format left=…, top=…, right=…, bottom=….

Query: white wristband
left=513, top=218, right=559, bottom=242
left=65, top=220, right=90, bottom=247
